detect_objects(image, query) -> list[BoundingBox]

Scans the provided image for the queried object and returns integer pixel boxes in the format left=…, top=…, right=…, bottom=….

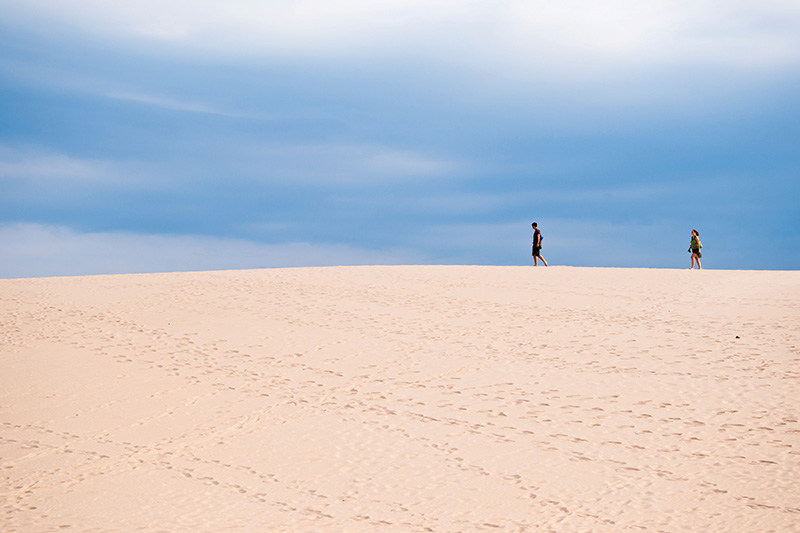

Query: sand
left=2, top=265, right=799, bottom=532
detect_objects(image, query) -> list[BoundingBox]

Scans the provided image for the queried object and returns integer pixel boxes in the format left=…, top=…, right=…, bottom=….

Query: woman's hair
left=692, top=229, right=699, bottom=236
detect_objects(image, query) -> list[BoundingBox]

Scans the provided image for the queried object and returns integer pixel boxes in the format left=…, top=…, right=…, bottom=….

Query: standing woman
left=689, top=229, right=702, bottom=269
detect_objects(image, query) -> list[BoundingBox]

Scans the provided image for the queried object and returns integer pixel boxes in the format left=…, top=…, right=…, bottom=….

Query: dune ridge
left=2, top=266, right=799, bottom=532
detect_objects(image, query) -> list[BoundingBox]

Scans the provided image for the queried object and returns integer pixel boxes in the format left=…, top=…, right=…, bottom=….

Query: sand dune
left=2, top=266, right=799, bottom=532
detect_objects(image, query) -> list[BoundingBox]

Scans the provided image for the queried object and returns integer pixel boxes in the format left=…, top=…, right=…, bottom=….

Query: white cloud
left=0, top=141, right=453, bottom=191
left=5, top=0, right=800, bottom=72
left=0, top=224, right=421, bottom=278
left=107, top=92, right=245, bottom=117
left=0, top=144, right=168, bottom=191
left=497, top=0, right=800, bottom=68
left=0, top=144, right=124, bottom=185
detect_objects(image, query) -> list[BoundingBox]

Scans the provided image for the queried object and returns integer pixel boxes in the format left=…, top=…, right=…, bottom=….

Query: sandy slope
left=1, top=266, right=799, bottom=532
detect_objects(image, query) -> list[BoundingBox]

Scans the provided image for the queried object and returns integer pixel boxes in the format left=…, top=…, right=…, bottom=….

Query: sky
left=1, top=0, right=799, bottom=278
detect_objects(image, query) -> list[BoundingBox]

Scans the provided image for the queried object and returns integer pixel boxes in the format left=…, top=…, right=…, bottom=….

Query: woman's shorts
left=692, top=250, right=702, bottom=258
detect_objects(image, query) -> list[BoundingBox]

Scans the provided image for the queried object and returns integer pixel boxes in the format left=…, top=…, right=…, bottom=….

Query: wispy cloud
left=0, top=144, right=125, bottom=184
left=0, top=141, right=459, bottom=193
left=0, top=224, right=422, bottom=278
left=107, top=91, right=246, bottom=117
left=0, top=147, right=98, bottom=182
left=0, top=144, right=160, bottom=189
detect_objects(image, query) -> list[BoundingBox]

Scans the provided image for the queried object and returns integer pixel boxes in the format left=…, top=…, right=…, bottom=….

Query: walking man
left=531, top=222, right=548, bottom=266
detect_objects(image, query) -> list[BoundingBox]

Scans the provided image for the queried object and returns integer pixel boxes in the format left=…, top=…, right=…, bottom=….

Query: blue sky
left=1, top=0, right=799, bottom=277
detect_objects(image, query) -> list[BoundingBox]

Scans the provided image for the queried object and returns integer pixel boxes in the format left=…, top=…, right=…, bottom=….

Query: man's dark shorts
left=532, top=246, right=541, bottom=256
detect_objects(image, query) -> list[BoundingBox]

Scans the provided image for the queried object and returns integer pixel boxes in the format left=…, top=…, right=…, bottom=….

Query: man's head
left=532, top=222, right=538, bottom=228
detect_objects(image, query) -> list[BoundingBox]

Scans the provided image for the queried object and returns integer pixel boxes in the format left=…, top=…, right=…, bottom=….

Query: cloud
left=497, top=0, right=800, bottom=69
left=0, top=144, right=170, bottom=194
left=5, top=0, right=800, bottom=72
left=0, top=144, right=128, bottom=185
left=0, top=141, right=455, bottom=193
left=176, top=141, right=460, bottom=187
left=0, top=224, right=422, bottom=278
left=106, top=92, right=245, bottom=117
